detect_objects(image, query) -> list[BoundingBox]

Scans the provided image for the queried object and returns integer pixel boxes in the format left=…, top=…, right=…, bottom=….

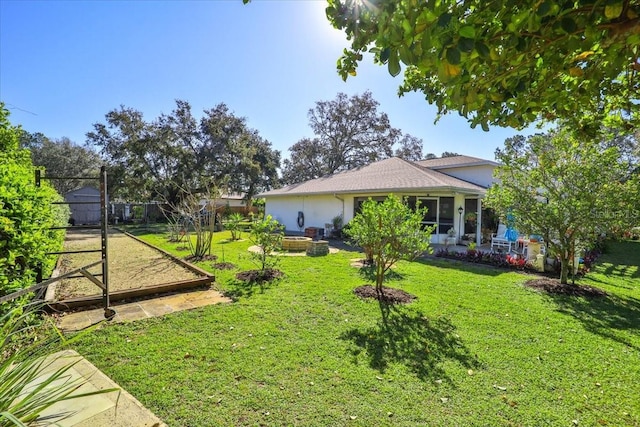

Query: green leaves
left=326, top=0, right=640, bottom=132
left=249, top=215, right=284, bottom=272
left=446, top=47, right=461, bottom=65
left=459, top=26, right=476, bottom=38
left=1, top=105, right=66, bottom=315
left=388, top=50, right=401, bottom=76
left=604, top=1, right=624, bottom=19
left=345, top=195, right=433, bottom=292
left=437, top=12, right=452, bottom=27
left=486, top=128, right=640, bottom=283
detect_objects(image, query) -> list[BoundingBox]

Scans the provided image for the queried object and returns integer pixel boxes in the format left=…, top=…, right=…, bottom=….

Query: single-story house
left=257, top=155, right=499, bottom=244
left=65, top=186, right=102, bottom=224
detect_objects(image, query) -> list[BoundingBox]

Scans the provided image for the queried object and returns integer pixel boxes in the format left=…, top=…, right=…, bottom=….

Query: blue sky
left=1, top=0, right=538, bottom=161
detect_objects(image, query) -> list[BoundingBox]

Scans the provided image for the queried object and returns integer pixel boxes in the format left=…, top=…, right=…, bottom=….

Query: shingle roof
left=260, top=157, right=486, bottom=197
left=417, top=155, right=499, bottom=169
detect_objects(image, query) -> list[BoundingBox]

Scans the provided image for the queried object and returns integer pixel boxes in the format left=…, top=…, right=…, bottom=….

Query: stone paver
left=56, top=289, right=231, bottom=332
left=35, top=350, right=167, bottom=427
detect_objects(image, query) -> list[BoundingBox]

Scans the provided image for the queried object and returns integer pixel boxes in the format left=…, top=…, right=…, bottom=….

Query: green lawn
left=72, top=230, right=640, bottom=426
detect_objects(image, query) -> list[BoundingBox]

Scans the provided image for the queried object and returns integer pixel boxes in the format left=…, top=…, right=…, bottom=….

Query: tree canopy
left=281, top=91, right=424, bottom=184
left=485, top=128, right=640, bottom=284
left=19, top=132, right=103, bottom=195
left=87, top=100, right=280, bottom=205
left=326, top=0, right=640, bottom=132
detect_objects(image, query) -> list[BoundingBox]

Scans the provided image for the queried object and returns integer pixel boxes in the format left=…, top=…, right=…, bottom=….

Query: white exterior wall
left=266, top=192, right=474, bottom=244
left=264, top=195, right=345, bottom=233
left=438, top=165, right=496, bottom=188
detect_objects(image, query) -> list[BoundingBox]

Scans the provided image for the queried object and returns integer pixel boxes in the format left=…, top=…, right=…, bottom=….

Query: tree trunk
left=375, top=254, right=384, bottom=296
left=559, top=256, right=570, bottom=284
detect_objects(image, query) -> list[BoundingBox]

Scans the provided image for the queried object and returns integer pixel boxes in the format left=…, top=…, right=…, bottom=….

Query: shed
left=65, top=186, right=102, bottom=224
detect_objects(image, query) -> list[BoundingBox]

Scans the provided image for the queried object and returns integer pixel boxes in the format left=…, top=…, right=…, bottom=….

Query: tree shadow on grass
left=414, top=257, right=509, bottom=278
left=357, top=265, right=405, bottom=283
left=340, top=301, right=481, bottom=384
left=597, top=240, right=640, bottom=280
left=545, top=292, right=640, bottom=351
left=223, top=270, right=283, bottom=300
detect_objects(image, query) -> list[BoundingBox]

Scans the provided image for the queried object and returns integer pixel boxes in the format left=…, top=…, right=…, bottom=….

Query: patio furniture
left=517, top=235, right=546, bottom=259
left=491, top=223, right=513, bottom=252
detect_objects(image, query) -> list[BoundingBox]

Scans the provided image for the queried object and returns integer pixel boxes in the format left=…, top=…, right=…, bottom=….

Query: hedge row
left=0, top=105, right=68, bottom=314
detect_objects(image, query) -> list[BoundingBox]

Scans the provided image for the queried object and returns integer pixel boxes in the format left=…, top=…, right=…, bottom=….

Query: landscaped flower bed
left=435, top=247, right=602, bottom=275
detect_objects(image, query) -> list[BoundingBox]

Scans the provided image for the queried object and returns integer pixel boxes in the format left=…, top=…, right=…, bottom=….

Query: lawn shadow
left=598, top=263, right=640, bottom=280
left=546, top=292, right=640, bottom=351
left=223, top=274, right=282, bottom=300
left=415, top=256, right=509, bottom=278
left=340, top=301, right=481, bottom=384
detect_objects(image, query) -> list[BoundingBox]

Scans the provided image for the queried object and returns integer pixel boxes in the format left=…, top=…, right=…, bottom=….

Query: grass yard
left=71, top=229, right=640, bottom=426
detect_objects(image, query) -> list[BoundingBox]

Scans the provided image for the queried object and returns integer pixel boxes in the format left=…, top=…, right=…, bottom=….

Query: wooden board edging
left=47, top=276, right=214, bottom=311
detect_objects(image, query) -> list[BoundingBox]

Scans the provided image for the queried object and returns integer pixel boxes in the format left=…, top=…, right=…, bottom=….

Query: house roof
left=259, top=157, right=487, bottom=198
left=417, top=155, right=499, bottom=169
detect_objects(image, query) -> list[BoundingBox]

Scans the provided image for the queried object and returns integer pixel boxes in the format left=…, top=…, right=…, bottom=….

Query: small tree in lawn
left=225, top=212, right=244, bottom=241
left=167, top=182, right=220, bottom=260
left=485, top=128, right=639, bottom=284
left=346, top=195, right=434, bottom=297
left=249, top=215, right=284, bottom=275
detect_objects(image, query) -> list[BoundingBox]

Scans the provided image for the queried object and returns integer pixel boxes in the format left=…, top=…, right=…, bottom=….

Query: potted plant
left=464, top=212, right=477, bottom=223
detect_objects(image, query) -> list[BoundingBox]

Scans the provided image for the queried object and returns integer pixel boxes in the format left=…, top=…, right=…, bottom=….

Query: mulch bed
left=354, top=285, right=416, bottom=304
left=524, top=278, right=607, bottom=297
left=212, top=262, right=237, bottom=270
left=236, top=268, right=284, bottom=283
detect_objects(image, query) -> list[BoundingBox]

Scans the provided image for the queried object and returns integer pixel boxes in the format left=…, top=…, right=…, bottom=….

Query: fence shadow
left=339, top=301, right=481, bottom=384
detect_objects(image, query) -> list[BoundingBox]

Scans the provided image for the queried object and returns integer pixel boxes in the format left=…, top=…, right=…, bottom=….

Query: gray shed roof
left=260, top=157, right=486, bottom=197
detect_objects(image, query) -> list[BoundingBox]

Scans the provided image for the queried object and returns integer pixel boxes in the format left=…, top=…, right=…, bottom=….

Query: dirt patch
left=54, top=229, right=202, bottom=300
left=524, top=278, right=607, bottom=298
left=236, top=269, right=284, bottom=283
left=354, top=285, right=416, bottom=304
left=212, top=262, right=237, bottom=270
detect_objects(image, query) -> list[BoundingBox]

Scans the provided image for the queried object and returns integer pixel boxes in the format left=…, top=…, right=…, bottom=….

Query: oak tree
left=281, top=92, right=423, bottom=184
left=87, top=100, right=280, bottom=205
left=19, top=133, right=103, bottom=195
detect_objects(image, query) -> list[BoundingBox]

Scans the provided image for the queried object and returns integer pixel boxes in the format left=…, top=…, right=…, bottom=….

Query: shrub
left=1, top=106, right=67, bottom=314
left=225, top=213, right=244, bottom=241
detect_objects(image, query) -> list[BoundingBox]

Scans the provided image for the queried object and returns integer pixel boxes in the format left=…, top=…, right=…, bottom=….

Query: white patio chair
left=491, top=223, right=513, bottom=252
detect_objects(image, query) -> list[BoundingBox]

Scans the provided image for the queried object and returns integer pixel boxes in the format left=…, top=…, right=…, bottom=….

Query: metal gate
left=0, top=166, right=114, bottom=318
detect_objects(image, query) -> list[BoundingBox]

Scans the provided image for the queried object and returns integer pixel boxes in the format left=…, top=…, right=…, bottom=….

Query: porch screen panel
left=419, top=198, right=438, bottom=233
left=464, top=198, right=478, bottom=234
left=438, top=197, right=455, bottom=234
